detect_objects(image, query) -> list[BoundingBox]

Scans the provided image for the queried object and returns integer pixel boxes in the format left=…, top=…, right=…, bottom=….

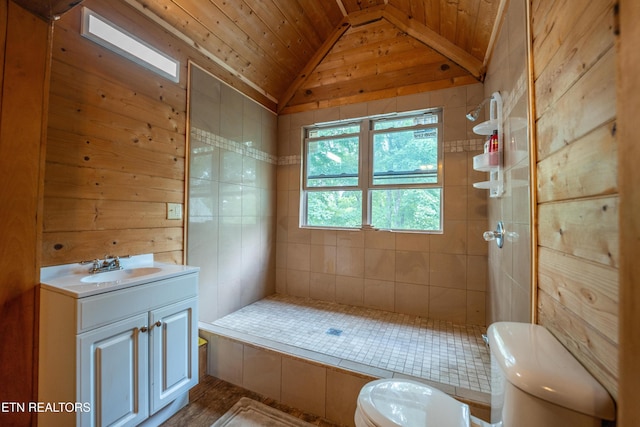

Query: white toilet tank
left=488, top=322, right=615, bottom=427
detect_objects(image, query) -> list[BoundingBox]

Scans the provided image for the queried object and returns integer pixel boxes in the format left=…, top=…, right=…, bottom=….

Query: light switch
left=167, top=203, right=183, bottom=220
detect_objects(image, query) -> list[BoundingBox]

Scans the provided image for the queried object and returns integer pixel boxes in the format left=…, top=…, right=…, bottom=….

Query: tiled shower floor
left=210, top=294, right=491, bottom=394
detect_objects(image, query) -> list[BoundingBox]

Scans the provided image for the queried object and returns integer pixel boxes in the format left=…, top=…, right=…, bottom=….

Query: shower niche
left=472, top=92, right=503, bottom=198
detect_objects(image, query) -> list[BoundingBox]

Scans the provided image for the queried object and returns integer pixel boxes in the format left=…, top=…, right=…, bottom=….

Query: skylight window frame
left=81, top=7, right=180, bottom=83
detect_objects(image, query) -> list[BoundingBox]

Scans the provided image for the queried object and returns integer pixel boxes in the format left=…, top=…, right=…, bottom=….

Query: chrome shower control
left=483, top=221, right=505, bottom=248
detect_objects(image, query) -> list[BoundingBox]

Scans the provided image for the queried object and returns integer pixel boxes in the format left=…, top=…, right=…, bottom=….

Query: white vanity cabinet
left=39, top=269, right=199, bottom=427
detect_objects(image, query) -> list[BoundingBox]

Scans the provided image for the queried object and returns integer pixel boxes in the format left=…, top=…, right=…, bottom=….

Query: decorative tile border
left=191, top=127, right=279, bottom=164
left=444, top=138, right=485, bottom=153
left=192, top=127, right=484, bottom=167
left=278, top=155, right=301, bottom=166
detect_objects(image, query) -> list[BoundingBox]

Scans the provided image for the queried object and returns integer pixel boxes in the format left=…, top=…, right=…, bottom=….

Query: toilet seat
left=356, top=379, right=471, bottom=427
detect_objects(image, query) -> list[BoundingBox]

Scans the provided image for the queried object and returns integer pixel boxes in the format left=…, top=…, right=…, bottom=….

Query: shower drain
left=326, top=328, right=343, bottom=336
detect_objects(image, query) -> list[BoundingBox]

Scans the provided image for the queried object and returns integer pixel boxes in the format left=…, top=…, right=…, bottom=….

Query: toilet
left=355, top=322, right=616, bottom=427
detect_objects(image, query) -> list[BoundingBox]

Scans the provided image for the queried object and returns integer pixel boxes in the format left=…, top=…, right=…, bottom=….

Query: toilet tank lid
left=488, top=322, right=615, bottom=421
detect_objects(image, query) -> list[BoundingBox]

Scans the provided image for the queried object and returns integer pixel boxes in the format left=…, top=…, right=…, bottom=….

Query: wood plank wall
left=0, top=2, right=51, bottom=426
left=42, top=0, right=270, bottom=266
left=532, top=0, right=618, bottom=398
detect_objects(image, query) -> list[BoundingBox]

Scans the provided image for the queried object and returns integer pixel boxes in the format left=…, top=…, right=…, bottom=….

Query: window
left=81, top=7, right=180, bottom=82
left=302, top=110, right=443, bottom=232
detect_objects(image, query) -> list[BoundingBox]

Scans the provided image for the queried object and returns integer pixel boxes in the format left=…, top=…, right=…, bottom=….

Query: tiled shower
left=188, top=0, right=531, bottom=422
left=189, top=72, right=495, bottom=424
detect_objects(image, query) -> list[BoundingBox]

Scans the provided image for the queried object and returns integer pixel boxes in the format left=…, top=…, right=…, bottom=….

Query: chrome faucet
left=81, top=255, right=130, bottom=274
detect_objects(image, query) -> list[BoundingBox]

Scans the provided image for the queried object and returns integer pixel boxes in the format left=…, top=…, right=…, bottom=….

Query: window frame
left=301, top=109, right=444, bottom=232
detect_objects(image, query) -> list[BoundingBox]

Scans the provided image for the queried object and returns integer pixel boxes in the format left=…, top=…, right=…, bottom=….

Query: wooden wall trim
left=526, top=0, right=538, bottom=323
left=0, top=1, right=52, bottom=425
left=617, top=0, right=640, bottom=424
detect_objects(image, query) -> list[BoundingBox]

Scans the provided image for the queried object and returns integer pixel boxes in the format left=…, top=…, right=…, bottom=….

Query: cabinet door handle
left=139, top=326, right=148, bottom=333
left=154, top=321, right=162, bottom=328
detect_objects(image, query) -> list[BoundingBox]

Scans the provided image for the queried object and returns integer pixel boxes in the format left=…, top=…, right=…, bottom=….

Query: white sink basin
left=80, top=267, right=163, bottom=283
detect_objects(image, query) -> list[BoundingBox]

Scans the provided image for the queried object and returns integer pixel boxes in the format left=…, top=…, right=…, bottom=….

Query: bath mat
left=211, top=397, right=315, bottom=427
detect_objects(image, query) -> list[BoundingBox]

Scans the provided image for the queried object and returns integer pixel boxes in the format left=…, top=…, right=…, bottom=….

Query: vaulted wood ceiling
left=131, top=0, right=505, bottom=113
left=17, top=0, right=506, bottom=114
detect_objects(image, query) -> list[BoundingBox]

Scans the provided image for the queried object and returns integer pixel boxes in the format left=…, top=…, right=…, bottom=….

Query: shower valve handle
left=483, top=221, right=505, bottom=248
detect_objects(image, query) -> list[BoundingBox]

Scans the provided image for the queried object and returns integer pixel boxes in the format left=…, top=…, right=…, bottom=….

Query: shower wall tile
left=340, top=102, right=368, bottom=120
left=287, top=190, right=300, bottom=218
left=368, top=97, right=397, bottom=116
left=429, top=287, right=467, bottom=323
left=326, top=369, right=372, bottom=427
left=220, top=150, right=243, bottom=184
left=287, top=164, right=300, bottom=190
left=395, top=282, right=430, bottom=317
left=467, top=256, right=488, bottom=291
left=444, top=151, right=469, bottom=186
left=198, top=281, right=219, bottom=323
left=287, top=243, right=310, bottom=271
left=310, top=245, right=336, bottom=274
left=466, top=291, right=486, bottom=326
left=309, top=272, right=336, bottom=301
left=241, top=188, right=258, bottom=217
left=395, top=233, right=430, bottom=252
left=337, top=230, right=365, bottom=248
left=286, top=269, right=310, bottom=297
left=468, top=183, right=488, bottom=220
left=444, top=106, right=468, bottom=141
left=397, top=91, right=430, bottom=112
left=431, top=85, right=466, bottom=108
left=276, top=213, right=288, bottom=243
left=430, top=253, right=467, bottom=289
left=281, top=357, right=326, bottom=417
left=288, top=128, right=302, bottom=156
left=364, top=248, right=395, bottom=281
left=209, top=335, right=243, bottom=386
left=242, top=346, right=281, bottom=401
left=364, top=279, right=395, bottom=311
left=220, top=86, right=243, bottom=143
left=431, top=220, right=467, bottom=254
left=364, top=230, right=396, bottom=249
left=218, top=280, right=243, bottom=318
left=287, top=218, right=310, bottom=244
left=311, top=229, right=337, bottom=246
left=275, top=268, right=286, bottom=294
left=277, top=166, right=290, bottom=191
left=467, top=220, right=489, bottom=256
left=335, top=275, right=364, bottom=306
left=313, top=106, right=340, bottom=124
left=395, top=251, right=429, bottom=285
left=444, top=185, right=468, bottom=220
left=336, top=246, right=365, bottom=277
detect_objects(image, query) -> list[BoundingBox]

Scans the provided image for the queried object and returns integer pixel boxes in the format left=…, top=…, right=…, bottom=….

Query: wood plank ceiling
left=17, top=0, right=505, bottom=114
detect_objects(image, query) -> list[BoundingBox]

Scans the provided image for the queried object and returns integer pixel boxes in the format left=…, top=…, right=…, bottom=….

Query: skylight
left=81, top=7, right=179, bottom=82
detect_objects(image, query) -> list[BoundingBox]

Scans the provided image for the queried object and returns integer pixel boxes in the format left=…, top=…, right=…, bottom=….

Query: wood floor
left=161, top=375, right=342, bottom=427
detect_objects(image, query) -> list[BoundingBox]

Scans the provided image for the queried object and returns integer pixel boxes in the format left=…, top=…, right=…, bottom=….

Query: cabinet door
left=149, top=297, right=198, bottom=414
left=78, top=313, right=149, bottom=427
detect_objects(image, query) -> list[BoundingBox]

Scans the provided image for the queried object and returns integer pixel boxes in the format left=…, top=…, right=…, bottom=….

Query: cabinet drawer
left=77, top=273, right=198, bottom=333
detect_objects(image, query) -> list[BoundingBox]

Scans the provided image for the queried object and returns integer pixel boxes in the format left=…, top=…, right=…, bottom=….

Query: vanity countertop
left=41, top=254, right=199, bottom=298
